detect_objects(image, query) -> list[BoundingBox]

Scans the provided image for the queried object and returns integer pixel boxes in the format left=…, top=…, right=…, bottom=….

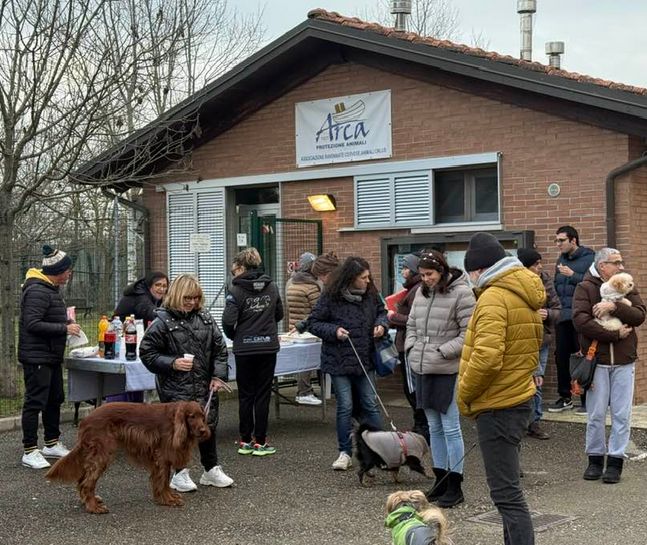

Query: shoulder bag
left=374, top=334, right=399, bottom=377
left=569, top=340, right=598, bottom=392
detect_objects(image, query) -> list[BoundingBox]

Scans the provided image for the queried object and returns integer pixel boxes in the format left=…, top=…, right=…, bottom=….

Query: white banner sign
left=295, top=90, right=392, bottom=168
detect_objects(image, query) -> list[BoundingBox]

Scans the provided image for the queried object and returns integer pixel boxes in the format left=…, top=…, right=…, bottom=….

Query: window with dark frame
left=434, top=167, right=498, bottom=223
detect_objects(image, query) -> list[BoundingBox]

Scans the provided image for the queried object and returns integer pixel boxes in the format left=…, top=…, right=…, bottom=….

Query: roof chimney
left=545, top=41, right=565, bottom=69
left=517, top=0, right=537, bottom=61
left=391, top=0, right=412, bottom=32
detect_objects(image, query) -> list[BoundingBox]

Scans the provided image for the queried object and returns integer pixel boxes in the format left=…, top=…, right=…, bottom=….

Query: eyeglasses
left=554, top=238, right=569, bottom=243
left=603, top=260, right=624, bottom=266
left=182, top=295, right=200, bottom=302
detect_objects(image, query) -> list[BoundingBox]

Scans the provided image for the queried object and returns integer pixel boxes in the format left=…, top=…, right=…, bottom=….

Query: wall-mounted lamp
left=307, top=194, right=337, bottom=212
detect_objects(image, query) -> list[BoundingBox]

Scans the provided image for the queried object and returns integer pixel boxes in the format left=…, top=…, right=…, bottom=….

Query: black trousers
left=555, top=320, right=586, bottom=404
left=21, top=364, right=64, bottom=449
left=476, top=401, right=535, bottom=545
left=398, top=352, right=429, bottom=438
left=199, top=395, right=220, bottom=471
left=236, top=353, right=277, bottom=445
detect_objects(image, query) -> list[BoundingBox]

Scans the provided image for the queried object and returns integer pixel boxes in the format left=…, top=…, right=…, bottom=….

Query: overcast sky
left=242, top=1, right=647, bottom=88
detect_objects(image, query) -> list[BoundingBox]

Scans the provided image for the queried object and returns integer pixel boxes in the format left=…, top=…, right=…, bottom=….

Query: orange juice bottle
left=98, top=315, right=110, bottom=358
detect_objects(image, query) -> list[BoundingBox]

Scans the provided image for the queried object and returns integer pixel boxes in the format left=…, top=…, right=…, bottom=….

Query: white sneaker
left=296, top=394, right=322, bottom=406
left=170, top=468, right=197, bottom=492
left=199, top=465, right=234, bottom=488
left=332, top=452, right=352, bottom=471
left=41, top=442, right=70, bottom=458
left=22, top=450, right=51, bottom=469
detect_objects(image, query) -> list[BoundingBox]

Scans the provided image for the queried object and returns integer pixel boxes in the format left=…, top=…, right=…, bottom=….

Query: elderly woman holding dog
left=308, top=256, right=388, bottom=471
left=572, top=248, right=645, bottom=484
left=139, top=273, right=233, bottom=493
left=405, top=250, right=476, bottom=507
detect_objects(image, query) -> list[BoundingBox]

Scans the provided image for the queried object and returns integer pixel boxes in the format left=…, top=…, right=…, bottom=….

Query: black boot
left=424, top=468, right=448, bottom=502
left=436, top=472, right=464, bottom=508
left=602, top=456, right=624, bottom=484
left=583, top=455, right=605, bottom=480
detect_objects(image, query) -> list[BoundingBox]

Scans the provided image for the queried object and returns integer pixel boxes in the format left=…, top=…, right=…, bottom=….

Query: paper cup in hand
left=184, top=354, right=195, bottom=362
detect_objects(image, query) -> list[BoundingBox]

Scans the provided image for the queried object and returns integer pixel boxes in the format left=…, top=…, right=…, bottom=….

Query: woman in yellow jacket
left=458, top=232, right=544, bottom=545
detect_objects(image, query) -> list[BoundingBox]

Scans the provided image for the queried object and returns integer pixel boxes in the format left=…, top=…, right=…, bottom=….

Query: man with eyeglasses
left=549, top=226, right=595, bottom=414
left=572, top=248, right=645, bottom=484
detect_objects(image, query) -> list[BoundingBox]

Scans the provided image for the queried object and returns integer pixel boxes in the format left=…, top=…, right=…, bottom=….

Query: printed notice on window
left=190, top=233, right=211, bottom=253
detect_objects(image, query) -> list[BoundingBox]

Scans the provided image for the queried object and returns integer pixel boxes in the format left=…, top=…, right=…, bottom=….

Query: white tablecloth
left=65, top=341, right=321, bottom=401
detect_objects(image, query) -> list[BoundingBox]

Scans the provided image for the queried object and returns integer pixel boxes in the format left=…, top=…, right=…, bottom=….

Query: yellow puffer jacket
left=458, top=261, right=545, bottom=418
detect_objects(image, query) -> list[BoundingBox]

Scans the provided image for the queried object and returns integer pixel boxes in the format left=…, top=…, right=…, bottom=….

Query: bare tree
left=0, top=0, right=265, bottom=397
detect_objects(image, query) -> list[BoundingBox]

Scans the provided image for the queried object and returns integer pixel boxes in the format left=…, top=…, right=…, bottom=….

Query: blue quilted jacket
left=554, top=246, right=595, bottom=322
left=308, top=291, right=388, bottom=375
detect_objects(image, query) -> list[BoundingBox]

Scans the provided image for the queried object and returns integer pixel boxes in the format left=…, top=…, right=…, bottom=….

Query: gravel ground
left=1, top=397, right=647, bottom=545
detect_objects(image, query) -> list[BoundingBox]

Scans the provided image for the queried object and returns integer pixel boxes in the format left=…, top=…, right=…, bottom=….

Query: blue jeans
left=586, top=363, right=635, bottom=458
left=330, top=373, right=382, bottom=454
left=531, top=344, right=549, bottom=423
left=424, top=395, right=464, bottom=473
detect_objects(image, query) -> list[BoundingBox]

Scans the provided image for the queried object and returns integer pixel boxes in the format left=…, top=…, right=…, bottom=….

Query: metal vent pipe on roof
left=391, top=0, right=412, bottom=32
left=545, top=41, right=565, bottom=69
left=517, top=0, right=537, bottom=61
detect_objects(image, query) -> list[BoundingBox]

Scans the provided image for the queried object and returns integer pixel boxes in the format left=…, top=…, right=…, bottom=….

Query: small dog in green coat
left=385, top=490, right=452, bottom=545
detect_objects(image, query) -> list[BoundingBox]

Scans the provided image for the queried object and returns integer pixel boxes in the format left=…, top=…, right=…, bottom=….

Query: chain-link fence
left=0, top=202, right=147, bottom=418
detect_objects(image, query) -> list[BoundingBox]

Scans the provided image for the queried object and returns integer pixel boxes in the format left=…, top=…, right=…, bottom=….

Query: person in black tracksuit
left=139, top=273, right=233, bottom=491
left=222, top=248, right=284, bottom=456
left=19, top=245, right=79, bottom=469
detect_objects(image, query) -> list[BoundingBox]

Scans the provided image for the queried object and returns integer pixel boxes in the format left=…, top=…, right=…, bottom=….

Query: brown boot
left=527, top=421, right=550, bottom=440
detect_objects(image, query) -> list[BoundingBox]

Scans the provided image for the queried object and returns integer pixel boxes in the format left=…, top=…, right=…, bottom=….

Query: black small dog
left=354, top=423, right=429, bottom=485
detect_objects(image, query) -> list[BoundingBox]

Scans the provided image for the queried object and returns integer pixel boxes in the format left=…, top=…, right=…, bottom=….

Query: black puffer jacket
left=222, top=269, right=284, bottom=356
left=139, top=308, right=228, bottom=426
left=18, top=270, right=68, bottom=366
left=114, top=278, right=161, bottom=324
left=308, top=291, right=388, bottom=376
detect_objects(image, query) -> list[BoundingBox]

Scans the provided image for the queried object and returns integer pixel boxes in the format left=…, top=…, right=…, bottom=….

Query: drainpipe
left=606, top=153, right=647, bottom=247
left=101, top=186, right=151, bottom=274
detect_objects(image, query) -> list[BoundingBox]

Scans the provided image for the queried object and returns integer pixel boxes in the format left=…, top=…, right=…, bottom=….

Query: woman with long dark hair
left=308, top=256, right=388, bottom=471
left=405, top=250, right=475, bottom=507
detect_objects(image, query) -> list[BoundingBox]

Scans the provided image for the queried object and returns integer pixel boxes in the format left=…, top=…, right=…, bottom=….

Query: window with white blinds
left=355, top=171, right=431, bottom=228
left=167, top=189, right=227, bottom=321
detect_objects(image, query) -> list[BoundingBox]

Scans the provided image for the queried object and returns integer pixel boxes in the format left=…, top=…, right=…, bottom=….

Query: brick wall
left=142, top=62, right=647, bottom=400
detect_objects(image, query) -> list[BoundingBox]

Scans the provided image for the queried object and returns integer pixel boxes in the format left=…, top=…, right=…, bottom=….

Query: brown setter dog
left=46, top=401, right=210, bottom=514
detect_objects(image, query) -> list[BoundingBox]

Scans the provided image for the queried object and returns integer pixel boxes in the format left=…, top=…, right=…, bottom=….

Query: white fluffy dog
left=596, top=272, right=634, bottom=331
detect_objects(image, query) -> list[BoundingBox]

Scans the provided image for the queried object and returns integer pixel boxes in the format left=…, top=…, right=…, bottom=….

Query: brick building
left=82, top=10, right=647, bottom=401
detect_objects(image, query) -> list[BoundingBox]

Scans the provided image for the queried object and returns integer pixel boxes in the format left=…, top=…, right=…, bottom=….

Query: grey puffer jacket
left=139, top=308, right=228, bottom=426
left=405, top=270, right=476, bottom=375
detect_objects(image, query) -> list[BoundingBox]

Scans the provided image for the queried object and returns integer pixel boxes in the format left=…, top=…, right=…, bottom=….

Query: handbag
left=569, top=340, right=598, bottom=392
left=373, top=334, right=399, bottom=377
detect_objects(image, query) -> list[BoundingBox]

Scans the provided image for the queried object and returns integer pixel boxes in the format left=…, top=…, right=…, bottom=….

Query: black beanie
left=464, top=232, right=506, bottom=272
left=517, top=248, right=542, bottom=268
left=42, top=245, right=72, bottom=276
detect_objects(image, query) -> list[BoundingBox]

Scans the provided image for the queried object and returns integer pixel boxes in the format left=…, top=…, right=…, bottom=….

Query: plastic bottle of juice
left=98, top=315, right=109, bottom=358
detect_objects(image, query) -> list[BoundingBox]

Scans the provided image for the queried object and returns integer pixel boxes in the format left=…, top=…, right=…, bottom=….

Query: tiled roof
left=308, top=8, right=647, bottom=97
